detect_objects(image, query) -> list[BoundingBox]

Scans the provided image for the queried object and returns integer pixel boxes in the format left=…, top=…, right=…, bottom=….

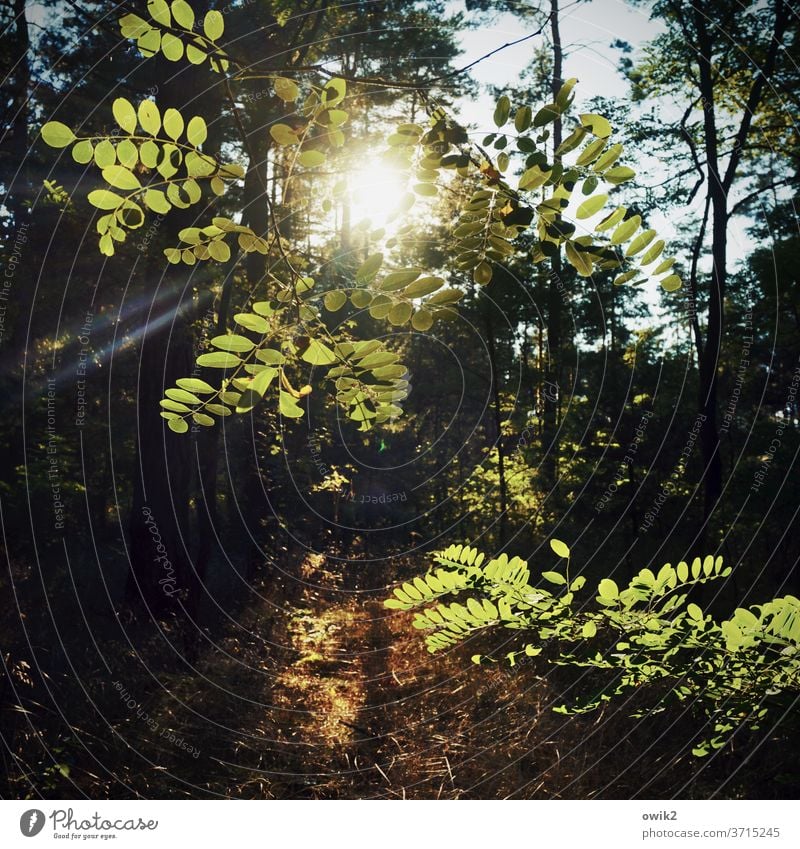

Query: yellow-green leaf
left=112, top=98, right=137, bottom=134
left=625, top=228, right=656, bottom=257
left=270, top=123, right=298, bottom=146
left=210, top=334, right=254, bottom=353
left=163, top=107, right=184, bottom=141
left=186, top=115, right=207, bottom=147
left=580, top=113, right=612, bottom=138
left=102, top=165, right=141, bottom=191
left=576, top=193, right=608, bottom=219
left=298, top=149, right=325, bottom=168
left=203, top=9, right=224, bottom=40
left=87, top=189, right=123, bottom=210
left=565, top=241, right=593, bottom=277
left=302, top=339, right=337, bottom=365
left=170, top=0, right=194, bottom=28
left=273, top=77, right=299, bottom=102
left=610, top=214, right=641, bottom=246
left=137, top=100, right=161, bottom=135
left=660, top=274, right=682, bottom=292
left=41, top=121, right=75, bottom=148
left=279, top=391, right=304, bottom=418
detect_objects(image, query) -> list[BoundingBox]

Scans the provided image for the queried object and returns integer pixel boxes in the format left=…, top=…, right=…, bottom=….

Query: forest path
left=141, top=551, right=584, bottom=798
left=255, top=551, right=558, bottom=799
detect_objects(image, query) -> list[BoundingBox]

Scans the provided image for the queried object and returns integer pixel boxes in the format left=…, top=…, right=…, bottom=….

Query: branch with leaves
left=386, top=540, right=800, bottom=757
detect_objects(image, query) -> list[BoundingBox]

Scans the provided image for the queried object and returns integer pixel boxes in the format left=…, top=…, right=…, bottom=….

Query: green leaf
left=210, top=334, right=254, bottom=353
left=208, top=240, right=231, bottom=262
left=576, top=193, right=608, bottom=219
left=163, top=107, right=184, bottom=141
left=582, top=621, right=597, bottom=639
left=324, top=290, right=347, bottom=312
left=514, top=105, right=532, bottom=132
left=41, top=121, right=76, bottom=148
left=598, top=578, right=619, bottom=600
left=411, top=309, right=434, bottom=331
left=273, top=76, right=299, bottom=102
left=388, top=302, right=413, bottom=326
left=660, top=274, right=682, bottom=292
left=323, top=78, right=346, bottom=107
left=186, top=42, right=206, bottom=64
left=192, top=413, right=215, bottom=426
left=186, top=115, right=207, bottom=147
left=653, top=257, right=676, bottom=275
left=87, top=190, right=124, bottom=210
left=640, top=239, right=665, bottom=266
left=168, top=418, right=189, bottom=433
left=71, top=140, right=94, bottom=164
left=144, top=189, right=171, bottom=214
left=250, top=367, right=278, bottom=396
left=575, top=137, right=607, bottom=167
left=550, top=539, right=570, bottom=558
left=625, top=229, right=656, bottom=257
left=542, top=571, right=566, bottom=585
left=595, top=206, right=627, bottom=232
left=165, top=388, right=201, bottom=404
left=160, top=399, right=191, bottom=413
left=176, top=378, right=215, bottom=394
left=593, top=143, right=624, bottom=173
left=203, top=9, right=224, bottom=40
left=555, top=77, right=578, bottom=110
left=326, top=109, right=348, bottom=127
left=137, top=100, right=161, bottom=135
left=404, top=276, right=444, bottom=298
left=270, top=123, right=298, bottom=146
left=233, top=313, right=269, bottom=333
left=171, top=0, right=194, bottom=29
left=102, top=165, right=141, bottom=191
left=112, top=98, right=137, bottom=134
left=196, top=352, right=242, bottom=368
left=686, top=603, right=703, bottom=621
left=580, top=113, right=612, bottom=138
left=381, top=268, right=421, bottom=289
left=298, top=149, right=326, bottom=168
left=493, top=95, right=510, bottom=127
left=116, top=139, right=138, bottom=168
left=413, top=182, right=438, bottom=197
left=93, top=139, right=116, bottom=168
left=355, top=253, right=383, bottom=283
left=565, top=241, right=593, bottom=277
left=279, top=391, right=304, bottom=418
left=302, top=339, right=337, bottom=365
left=147, top=0, right=171, bottom=25
left=473, top=261, right=493, bottom=285
left=533, top=103, right=559, bottom=127
left=610, top=214, right=641, bottom=246
left=519, top=165, right=551, bottom=191
left=604, top=166, right=636, bottom=185
left=613, top=270, right=638, bottom=286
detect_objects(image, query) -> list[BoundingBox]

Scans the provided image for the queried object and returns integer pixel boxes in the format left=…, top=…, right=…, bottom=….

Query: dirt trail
left=127, top=551, right=712, bottom=799
left=249, top=552, right=558, bottom=799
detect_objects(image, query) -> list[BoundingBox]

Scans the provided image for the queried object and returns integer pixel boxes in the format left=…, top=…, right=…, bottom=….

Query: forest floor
left=106, top=549, right=757, bottom=800
left=6, top=549, right=792, bottom=799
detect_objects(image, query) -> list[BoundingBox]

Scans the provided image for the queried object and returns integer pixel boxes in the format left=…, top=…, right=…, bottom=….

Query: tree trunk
left=484, top=308, right=508, bottom=544
left=542, top=0, right=563, bottom=488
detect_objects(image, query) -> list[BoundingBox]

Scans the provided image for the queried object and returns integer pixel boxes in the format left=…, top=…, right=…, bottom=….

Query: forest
left=1, top=0, right=799, bottom=801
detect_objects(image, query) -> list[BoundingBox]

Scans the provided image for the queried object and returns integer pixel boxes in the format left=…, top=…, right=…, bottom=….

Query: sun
left=347, top=159, right=408, bottom=229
